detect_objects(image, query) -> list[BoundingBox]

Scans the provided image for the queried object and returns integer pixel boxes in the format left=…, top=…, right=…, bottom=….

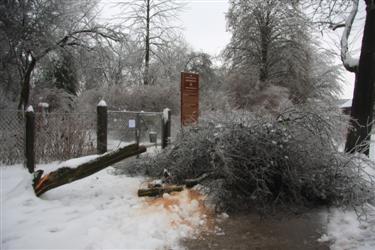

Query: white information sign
left=128, top=119, right=136, bottom=128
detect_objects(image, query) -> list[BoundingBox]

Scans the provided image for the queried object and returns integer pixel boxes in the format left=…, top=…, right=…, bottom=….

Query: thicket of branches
left=134, top=103, right=374, bottom=211
left=76, top=83, right=179, bottom=113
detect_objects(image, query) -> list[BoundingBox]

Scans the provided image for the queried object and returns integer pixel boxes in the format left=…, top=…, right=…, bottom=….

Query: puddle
left=140, top=186, right=328, bottom=249
left=182, top=209, right=329, bottom=250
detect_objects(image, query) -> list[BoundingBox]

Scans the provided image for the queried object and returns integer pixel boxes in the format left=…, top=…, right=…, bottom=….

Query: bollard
left=25, top=106, right=35, bottom=173
left=162, top=108, right=171, bottom=149
left=97, top=100, right=108, bottom=154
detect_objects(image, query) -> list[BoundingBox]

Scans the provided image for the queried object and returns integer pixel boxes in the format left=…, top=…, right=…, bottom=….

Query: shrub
left=77, top=83, right=179, bottom=113
left=35, top=112, right=96, bottom=163
left=31, top=87, right=76, bottom=112
left=139, top=103, right=374, bottom=212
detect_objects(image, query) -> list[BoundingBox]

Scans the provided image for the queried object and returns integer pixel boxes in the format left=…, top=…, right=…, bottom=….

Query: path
left=183, top=209, right=329, bottom=250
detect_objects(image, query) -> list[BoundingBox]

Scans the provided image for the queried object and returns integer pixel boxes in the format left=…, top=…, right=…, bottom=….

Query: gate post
left=97, top=100, right=107, bottom=154
left=162, top=108, right=171, bottom=149
left=25, top=106, right=35, bottom=173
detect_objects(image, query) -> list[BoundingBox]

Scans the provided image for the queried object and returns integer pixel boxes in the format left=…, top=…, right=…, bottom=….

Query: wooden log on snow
left=138, top=185, right=184, bottom=197
left=34, top=144, right=146, bottom=196
left=138, top=172, right=212, bottom=197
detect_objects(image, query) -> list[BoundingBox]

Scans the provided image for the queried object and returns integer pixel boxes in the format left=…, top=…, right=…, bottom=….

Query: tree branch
left=340, top=0, right=359, bottom=73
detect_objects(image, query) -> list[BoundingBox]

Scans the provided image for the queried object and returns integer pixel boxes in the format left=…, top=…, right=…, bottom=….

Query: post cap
left=97, top=99, right=107, bottom=107
left=163, top=108, right=171, bottom=120
left=26, top=105, right=34, bottom=112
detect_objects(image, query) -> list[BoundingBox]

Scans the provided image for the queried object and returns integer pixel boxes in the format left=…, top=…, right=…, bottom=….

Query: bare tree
left=117, top=0, right=182, bottom=85
left=225, top=0, right=310, bottom=90
left=0, top=0, right=121, bottom=110
left=75, top=39, right=144, bottom=89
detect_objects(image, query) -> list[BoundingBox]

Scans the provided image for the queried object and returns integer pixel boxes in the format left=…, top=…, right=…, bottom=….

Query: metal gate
left=107, top=110, right=163, bottom=150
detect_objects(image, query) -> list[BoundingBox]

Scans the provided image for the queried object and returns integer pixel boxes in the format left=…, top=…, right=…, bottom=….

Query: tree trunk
left=17, top=56, right=36, bottom=110
left=345, top=1, right=375, bottom=155
left=34, top=144, right=146, bottom=196
left=144, top=0, right=150, bottom=85
left=259, top=28, right=269, bottom=84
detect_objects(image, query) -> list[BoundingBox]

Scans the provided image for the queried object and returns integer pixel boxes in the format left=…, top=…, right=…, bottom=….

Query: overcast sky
left=178, top=0, right=230, bottom=56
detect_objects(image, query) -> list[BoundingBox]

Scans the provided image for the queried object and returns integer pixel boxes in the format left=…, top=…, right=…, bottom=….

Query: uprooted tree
left=33, top=144, right=146, bottom=196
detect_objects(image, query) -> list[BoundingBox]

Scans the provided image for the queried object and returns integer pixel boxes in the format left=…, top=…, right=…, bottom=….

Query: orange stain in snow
left=145, top=188, right=216, bottom=232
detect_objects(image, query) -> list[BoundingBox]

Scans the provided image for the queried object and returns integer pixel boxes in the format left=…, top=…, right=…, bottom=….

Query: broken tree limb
left=184, top=173, right=210, bottom=188
left=32, top=169, right=44, bottom=189
left=34, top=144, right=146, bottom=196
left=138, top=185, right=184, bottom=197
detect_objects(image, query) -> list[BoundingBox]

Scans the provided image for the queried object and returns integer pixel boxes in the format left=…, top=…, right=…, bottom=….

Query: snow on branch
left=340, top=0, right=359, bottom=72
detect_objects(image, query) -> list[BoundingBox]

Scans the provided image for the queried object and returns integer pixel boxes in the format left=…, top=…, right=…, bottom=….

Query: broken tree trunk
left=34, top=144, right=146, bottom=196
left=138, top=185, right=184, bottom=197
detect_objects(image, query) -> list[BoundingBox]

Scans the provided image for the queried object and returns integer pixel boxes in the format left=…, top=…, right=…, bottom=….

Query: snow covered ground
left=320, top=153, right=375, bottom=250
left=1, top=162, right=215, bottom=250
left=1, top=148, right=375, bottom=249
left=320, top=204, right=375, bottom=250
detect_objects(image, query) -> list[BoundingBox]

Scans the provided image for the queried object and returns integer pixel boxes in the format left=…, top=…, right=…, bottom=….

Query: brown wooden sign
left=181, top=72, right=199, bottom=126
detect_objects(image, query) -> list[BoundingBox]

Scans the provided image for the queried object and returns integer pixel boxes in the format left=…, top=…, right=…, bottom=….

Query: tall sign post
left=180, top=72, right=199, bottom=126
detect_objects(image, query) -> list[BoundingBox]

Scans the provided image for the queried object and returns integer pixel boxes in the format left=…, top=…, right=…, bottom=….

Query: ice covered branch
left=340, top=0, right=359, bottom=72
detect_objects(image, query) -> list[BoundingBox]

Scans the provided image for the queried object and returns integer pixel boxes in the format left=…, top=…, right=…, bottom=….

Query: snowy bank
left=1, top=163, right=214, bottom=249
left=320, top=205, right=375, bottom=250
left=319, top=159, right=375, bottom=250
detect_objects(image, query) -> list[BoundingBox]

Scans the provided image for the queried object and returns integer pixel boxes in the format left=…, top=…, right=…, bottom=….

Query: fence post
left=135, top=113, right=140, bottom=147
left=135, top=113, right=141, bottom=158
left=162, top=108, right=171, bottom=149
left=25, top=106, right=35, bottom=173
left=97, top=100, right=107, bottom=154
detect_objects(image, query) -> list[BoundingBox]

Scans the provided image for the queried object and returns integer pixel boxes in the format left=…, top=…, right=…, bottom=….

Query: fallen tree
left=137, top=104, right=375, bottom=211
left=34, top=144, right=146, bottom=196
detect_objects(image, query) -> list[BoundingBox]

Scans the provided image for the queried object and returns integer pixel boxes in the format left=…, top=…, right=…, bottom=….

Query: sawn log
left=34, top=144, right=146, bottom=196
left=137, top=173, right=211, bottom=197
left=138, top=185, right=184, bottom=197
